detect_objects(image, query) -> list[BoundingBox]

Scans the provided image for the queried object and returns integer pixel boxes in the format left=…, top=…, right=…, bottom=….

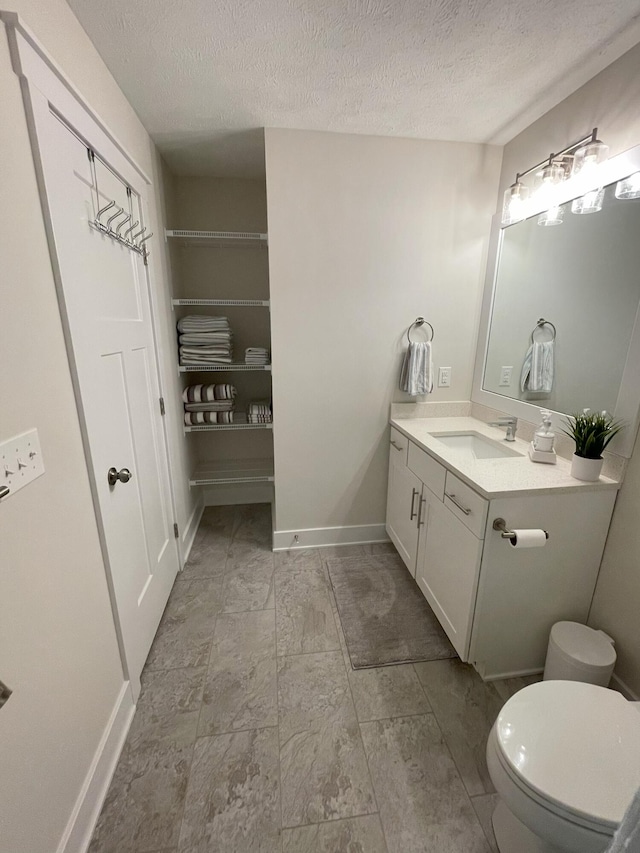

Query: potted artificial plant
left=562, top=409, right=624, bottom=481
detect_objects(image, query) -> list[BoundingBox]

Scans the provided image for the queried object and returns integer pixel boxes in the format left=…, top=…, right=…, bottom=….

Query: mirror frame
left=472, top=142, right=640, bottom=458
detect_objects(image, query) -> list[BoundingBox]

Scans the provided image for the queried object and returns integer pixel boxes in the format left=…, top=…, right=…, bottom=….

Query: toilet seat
left=494, top=681, right=640, bottom=830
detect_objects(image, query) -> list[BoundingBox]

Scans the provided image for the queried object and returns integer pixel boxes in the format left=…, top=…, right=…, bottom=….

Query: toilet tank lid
left=550, top=621, right=616, bottom=667
left=495, top=680, right=640, bottom=826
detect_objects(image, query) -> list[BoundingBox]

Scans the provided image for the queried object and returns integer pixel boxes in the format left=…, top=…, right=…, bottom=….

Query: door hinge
left=159, top=397, right=165, bottom=416
left=173, top=522, right=179, bottom=539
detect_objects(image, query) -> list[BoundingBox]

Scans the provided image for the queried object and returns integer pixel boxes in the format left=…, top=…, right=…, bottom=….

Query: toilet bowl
left=486, top=680, right=640, bottom=853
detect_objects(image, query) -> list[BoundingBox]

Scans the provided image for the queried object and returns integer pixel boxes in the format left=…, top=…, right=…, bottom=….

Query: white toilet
left=486, top=680, right=640, bottom=853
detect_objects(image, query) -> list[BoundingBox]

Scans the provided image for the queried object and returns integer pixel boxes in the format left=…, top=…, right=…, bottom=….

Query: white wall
left=494, top=41, right=640, bottom=696
left=0, top=2, right=194, bottom=851
left=265, top=128, right=502, bottom=541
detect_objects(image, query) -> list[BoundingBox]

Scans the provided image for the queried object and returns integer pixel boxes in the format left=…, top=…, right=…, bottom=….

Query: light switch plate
left=0, top=429, right=45, bottom=500
left=438, top=367, right=452, bottom=388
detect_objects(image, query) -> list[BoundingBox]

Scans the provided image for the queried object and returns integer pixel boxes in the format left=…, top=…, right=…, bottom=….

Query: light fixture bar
left=514, top=128, right=598, bottom=183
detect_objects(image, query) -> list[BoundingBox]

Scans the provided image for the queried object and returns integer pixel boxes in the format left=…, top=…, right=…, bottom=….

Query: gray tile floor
left=89, top=504, right=537, bottom=853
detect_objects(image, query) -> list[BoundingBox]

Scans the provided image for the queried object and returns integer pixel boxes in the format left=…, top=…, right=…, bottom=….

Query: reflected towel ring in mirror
left=407, top=317, right=435, bottom=344
left=531, top=318, right=557, bottom=342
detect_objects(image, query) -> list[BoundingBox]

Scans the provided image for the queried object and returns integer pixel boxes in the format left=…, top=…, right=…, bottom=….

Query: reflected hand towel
left=520, top=341, right=554, bottom=393
left=400, top=341, right=433, bottom=396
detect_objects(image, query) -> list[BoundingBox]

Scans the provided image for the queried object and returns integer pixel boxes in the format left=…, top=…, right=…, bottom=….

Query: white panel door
left=36, top=111, right=179, bottom=691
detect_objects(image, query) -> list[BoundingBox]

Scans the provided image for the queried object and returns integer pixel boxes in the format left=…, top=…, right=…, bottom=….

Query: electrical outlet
left=0, top=429, right=45, bottom=500
left=438, top=367, right=452, bottom=388
left=499, top=366, right=513, bottom=387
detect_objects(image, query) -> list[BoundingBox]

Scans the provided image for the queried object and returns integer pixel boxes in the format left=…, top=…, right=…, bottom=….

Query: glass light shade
left=615, top=171, right=640, bottom=200
left=538, top=205, right=564, bottom=227
left=532, top=162, right=565, bottom=209
left=502, top=181, right=530, bottom=225
left=571, top=187, right=605, bottom=214
left=571, top=140, right=609, bottom=179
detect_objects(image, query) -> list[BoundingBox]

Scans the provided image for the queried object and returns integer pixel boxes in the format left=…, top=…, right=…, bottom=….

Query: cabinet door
left=416, top=494, right=483, bottom=660
left=386, top=451, right=422, bottom=574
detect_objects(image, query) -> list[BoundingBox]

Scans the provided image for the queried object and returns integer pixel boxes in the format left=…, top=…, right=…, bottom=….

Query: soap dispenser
left=529, top=409, right=557, bottom=464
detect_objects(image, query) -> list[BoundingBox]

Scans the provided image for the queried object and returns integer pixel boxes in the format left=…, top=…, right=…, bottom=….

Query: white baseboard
left=611, top=672, right=640, bottom=701
left=57, top=682, right=135, bottom=853
left=181, top=499, right=204, bottom=567
left=273, top=523, right=388, bottom=551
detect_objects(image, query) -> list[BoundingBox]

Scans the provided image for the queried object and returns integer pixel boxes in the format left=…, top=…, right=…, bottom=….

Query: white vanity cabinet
left=385, top=421, right=619, bottom=680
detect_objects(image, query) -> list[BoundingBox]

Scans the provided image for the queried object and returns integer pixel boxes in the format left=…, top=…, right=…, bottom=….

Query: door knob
left=108, top=467, right=133, bottom=486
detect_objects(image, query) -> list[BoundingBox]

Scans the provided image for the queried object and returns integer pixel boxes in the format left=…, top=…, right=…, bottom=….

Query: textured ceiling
left=67, top=0, right=640, bottom=177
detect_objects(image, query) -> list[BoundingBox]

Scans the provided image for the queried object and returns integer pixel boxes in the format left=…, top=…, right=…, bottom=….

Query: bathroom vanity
left=386, top=415, right=620, bottom=680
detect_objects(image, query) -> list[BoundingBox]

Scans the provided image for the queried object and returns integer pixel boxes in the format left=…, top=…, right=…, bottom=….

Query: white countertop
left=390, top=416, right=621, bottom=499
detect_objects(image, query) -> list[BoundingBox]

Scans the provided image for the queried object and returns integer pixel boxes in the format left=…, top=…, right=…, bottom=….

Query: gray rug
left=326, top=554, right=457, bottom=669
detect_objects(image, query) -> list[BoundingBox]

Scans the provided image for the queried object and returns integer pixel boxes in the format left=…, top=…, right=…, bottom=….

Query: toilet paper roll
left=510, top=529, right=548, bottom=548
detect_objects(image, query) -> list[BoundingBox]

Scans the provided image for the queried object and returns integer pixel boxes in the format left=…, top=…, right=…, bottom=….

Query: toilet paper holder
left=493, top=517, right=549, bottom=543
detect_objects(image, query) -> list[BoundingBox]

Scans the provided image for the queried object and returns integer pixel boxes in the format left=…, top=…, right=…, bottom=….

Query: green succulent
left=562, top=409, right=625, bottom=459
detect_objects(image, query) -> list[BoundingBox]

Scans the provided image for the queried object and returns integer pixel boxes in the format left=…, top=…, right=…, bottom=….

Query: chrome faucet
left=489, top=416, right=518, bottom=442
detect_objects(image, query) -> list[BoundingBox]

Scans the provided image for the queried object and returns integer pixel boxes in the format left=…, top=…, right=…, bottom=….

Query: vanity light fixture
left=500, top=128, right=609, bottom=227
left=571, top=186, right=605, bottom=215
left=615, top=171, right=640, bottom=200
left=502, top=179, right=530, bottom=225
left=538, top=204, right=564, bottom=226
left=570, top=131, right=609, bottom=214
left=571, top=133, right=610, bottom=180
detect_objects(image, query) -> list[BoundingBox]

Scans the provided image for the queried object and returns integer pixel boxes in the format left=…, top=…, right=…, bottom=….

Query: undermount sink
left=429, top=431, right=523, bottom=459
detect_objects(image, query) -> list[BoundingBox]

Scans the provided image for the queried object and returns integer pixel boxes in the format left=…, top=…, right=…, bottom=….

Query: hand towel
left=400, top=342, right=433, bottom=396
left=606, top=785, right=640, bottom=852
left=520, top=341, right=554, bottom=393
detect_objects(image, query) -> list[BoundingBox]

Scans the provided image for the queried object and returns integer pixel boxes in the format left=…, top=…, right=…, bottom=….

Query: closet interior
left=167, top=177, right=274, bottom=509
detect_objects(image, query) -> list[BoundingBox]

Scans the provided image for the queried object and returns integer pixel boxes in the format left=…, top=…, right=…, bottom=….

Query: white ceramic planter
left=571, top=453, right=603, bottom=482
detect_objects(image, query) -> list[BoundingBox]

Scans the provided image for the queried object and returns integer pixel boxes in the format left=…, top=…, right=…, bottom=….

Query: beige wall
left=0, top=2, right=193, bottom=851
left=498, top=42, right=640, bottom=696
left=265, top=128, right=502, bottom=537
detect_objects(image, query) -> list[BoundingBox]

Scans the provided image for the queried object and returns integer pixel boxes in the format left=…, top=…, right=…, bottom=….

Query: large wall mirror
left=474, top=142, right=640, bottom=457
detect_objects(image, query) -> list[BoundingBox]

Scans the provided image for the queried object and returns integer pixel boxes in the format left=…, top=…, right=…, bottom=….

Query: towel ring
left=531, top=318, right=556, bottom=343
left=407, top=317, right=434, bottom=344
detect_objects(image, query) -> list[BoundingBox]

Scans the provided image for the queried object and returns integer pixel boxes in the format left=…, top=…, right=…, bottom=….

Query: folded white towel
left=180, top=346, right=232, bottom=356
left=606, top=785, right=640, bottom=852
left=179, top=333, right=233, bottom=344
left=184, top=401, right=235, bottom=412
left=520, top=341, right=554, bottom=393
left=400, top=342, right=433, bottom=396
left=177, top=315, right=230, bottom=332
left=180, top=354, right=233, bottom=364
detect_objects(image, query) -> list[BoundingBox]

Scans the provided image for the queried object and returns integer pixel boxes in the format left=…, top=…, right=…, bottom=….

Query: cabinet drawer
left=408, top=442, right=445, bottom=500
left=389, top=427, right=409, bottom=466
left=443, top=472, right=488, bottom=538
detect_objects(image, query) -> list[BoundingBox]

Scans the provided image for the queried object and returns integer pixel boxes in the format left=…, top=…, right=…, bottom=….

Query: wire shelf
left=190, top=457, right=274, bottom=486
left=172, top=298, right=270, bottom=307
left=185, top=422, right=273, bottom=433
left=179, top=364, right=271, bottom=372
left=166, top=229, right=267, bottom=247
